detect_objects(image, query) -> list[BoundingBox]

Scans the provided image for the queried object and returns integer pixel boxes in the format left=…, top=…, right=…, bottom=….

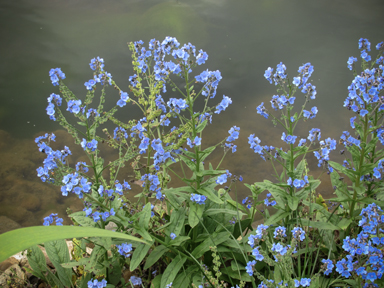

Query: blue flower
left=187, top=136, right=202, bottom=148
left=245, top=260, right=256, bottom=276
left=67, top=100, right=82, bottom=114
left=215, top=95, right=232, bottom=114
left=43, top=213, right=63, bottom=226
left=170, top=233, right=177, bottom=240
left=303, top=106, right=318, bottom=119
left=89, top=57, right=104, bottom=71
left=116, top=243, right=133, bottom=258
left=292, top=227, right=306, bottom=241
left=190, top=194, right=207, bottom=205
left=347, top=56, right=358, bottom=70
left=216, top=174, right=227, bottom=185
left=49, top=68, right=66, bottom=86
left=321, top=259, right=334, bottom=275
left=87, top=279, right=107, bottom=288
left=81, top=139, right=98, bottom=152
left=293, top=77, right=301, bottom=86
left=308, top=128, right=321, bottom=142
left=359, top=38, right=371, bottom=51
left=242, top=197, right=253, bottom=209
left=226, top=126, right=240, bottom=142
left=301, top=83, right=317, bottom=99
left=274, top=226, right=287, bottom=238
left=139, top=137, right=150, bottom=153
left=256, top=102, right=268, bottom=119
left=196, top=49, right=208, bottom=65
left=252, top=246, right=264, bottom=261
left=84, top=79, right=97, bottom=90
left=281, top=132, right=297, bottom=144
left=130, top=276, right=142, bottom=286
left=361, top=50, right=371, bottom=62
left=117, top=91, right=129, bottom=107
left=300, top=278, right=311, bottom=287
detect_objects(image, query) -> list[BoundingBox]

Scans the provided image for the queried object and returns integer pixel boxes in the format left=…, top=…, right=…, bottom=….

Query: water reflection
left=0, top=0, right=383, bottom=229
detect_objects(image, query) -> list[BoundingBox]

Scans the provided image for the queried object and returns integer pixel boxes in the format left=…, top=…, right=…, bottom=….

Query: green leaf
left=169, top=236, right=190, bottom=246
left=264, top=211, right=290, bottom=226
left=199, top=146, right=215, bottom=162
left=204, top=208, right=244, bottom=217
left=221, top=268, right=252, bottom=281
left=108, top=260, right=122, bottom=285
left=226, top=199, right=247, bottom=212
left=160, top=255, right=187, bottom=288
left=139, top=203, right=152, bottom=228
left=293, top=159, right=306, bottom=179
left=165, top=207, right=186, bottom=237
left=130, top=243, right=151, bottom=271
left=0, top=225, right=147, bottom=263
left=150, top=274, right=162, bottom=288
left=192, top=231, right=230, bottom=258
left=337, top=218, right=352, bottom=230
left=196, top=169, right=226, bottom=177
left=45, top=239, right=73, bottom=287
left=195, top=120, right=207, bottom=133
left=172, top=265, right=198, bottom=288
left=144, top=245, right=169, bottom=270
left=287, top=196, right=299, bottom=211
left=296, top=219, right=339, bottom=231
left=197, top=187, right=223, bottom=204
left=69, top=211, right=96, bottom=227
left=189, top=202, right=205, bottom=228
left=77, top=121, right=87, bottom=126
left=27, top=246, right=47, bottom=280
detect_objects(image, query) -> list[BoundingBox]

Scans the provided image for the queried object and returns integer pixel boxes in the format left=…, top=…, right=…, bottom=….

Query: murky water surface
left=0, top=0, right=383, bottom=228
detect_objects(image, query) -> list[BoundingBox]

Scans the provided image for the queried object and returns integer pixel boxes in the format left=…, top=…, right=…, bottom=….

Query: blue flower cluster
left=61, top=172, right=91, bottom=199
left=43, top=213, right=63, bottom=226
left=129, top=276, right=142, bottom=286
left=141, top=173, right=164, bottom=200
left=270, top=95, right=295, bottom=110
left=187, top=136, right=201, bottom=148
left=248, top=134, right=275, bottom=161
left=190, top=193, right=207, bottom=205
left=116, top=242, right=132, bottom=258
left=49, top=68, right=66, bottom=86
left=84, top=207, right=116, bottom=222
left=281, top=132, right=297, bottom=145
left=87, top=278, right=107, bottom=288
left=344, top=38, right=384, bottom=117
left=264, top=193, right=276, bottom=206
left=225, top=126, right=240, bottom=153
left=46, top=93, right=62, bottom=121
left=115, top=180, right=131, bottom=196
left=67, top=99, right=83, bottom=114
left=313, top=137, right=337, bottom=168
left=35, top=133, right=71, bottom=183
left=323, top=203, right=384, bottom=286
left=80, top=138, right=98, bottom=152
left=242, top=197, right=253, bottom=209
left=216, top=170, right=232, bottom=185
left=215, top=95, right=232, bottom=114
left=287, top=176, right=309, bottom=189
left=117, top=91, right=129, bottom=107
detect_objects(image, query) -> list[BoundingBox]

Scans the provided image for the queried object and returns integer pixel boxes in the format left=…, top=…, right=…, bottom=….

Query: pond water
left=0, top=0, right=383, bottom=228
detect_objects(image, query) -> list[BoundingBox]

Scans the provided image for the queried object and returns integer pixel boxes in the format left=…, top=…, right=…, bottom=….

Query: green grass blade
left=0, top=225, right=147, bottom=262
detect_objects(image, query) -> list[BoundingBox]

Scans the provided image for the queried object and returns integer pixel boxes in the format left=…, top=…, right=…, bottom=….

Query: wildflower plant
left=17, top=37, right=384, bottom=288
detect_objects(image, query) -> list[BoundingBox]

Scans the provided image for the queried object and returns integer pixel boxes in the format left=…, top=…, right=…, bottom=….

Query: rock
left=0, top=216, right=22, bottom=234
left=0, top=257, right=19, bottom=272
left=0, top=263, right=25, bottom=287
